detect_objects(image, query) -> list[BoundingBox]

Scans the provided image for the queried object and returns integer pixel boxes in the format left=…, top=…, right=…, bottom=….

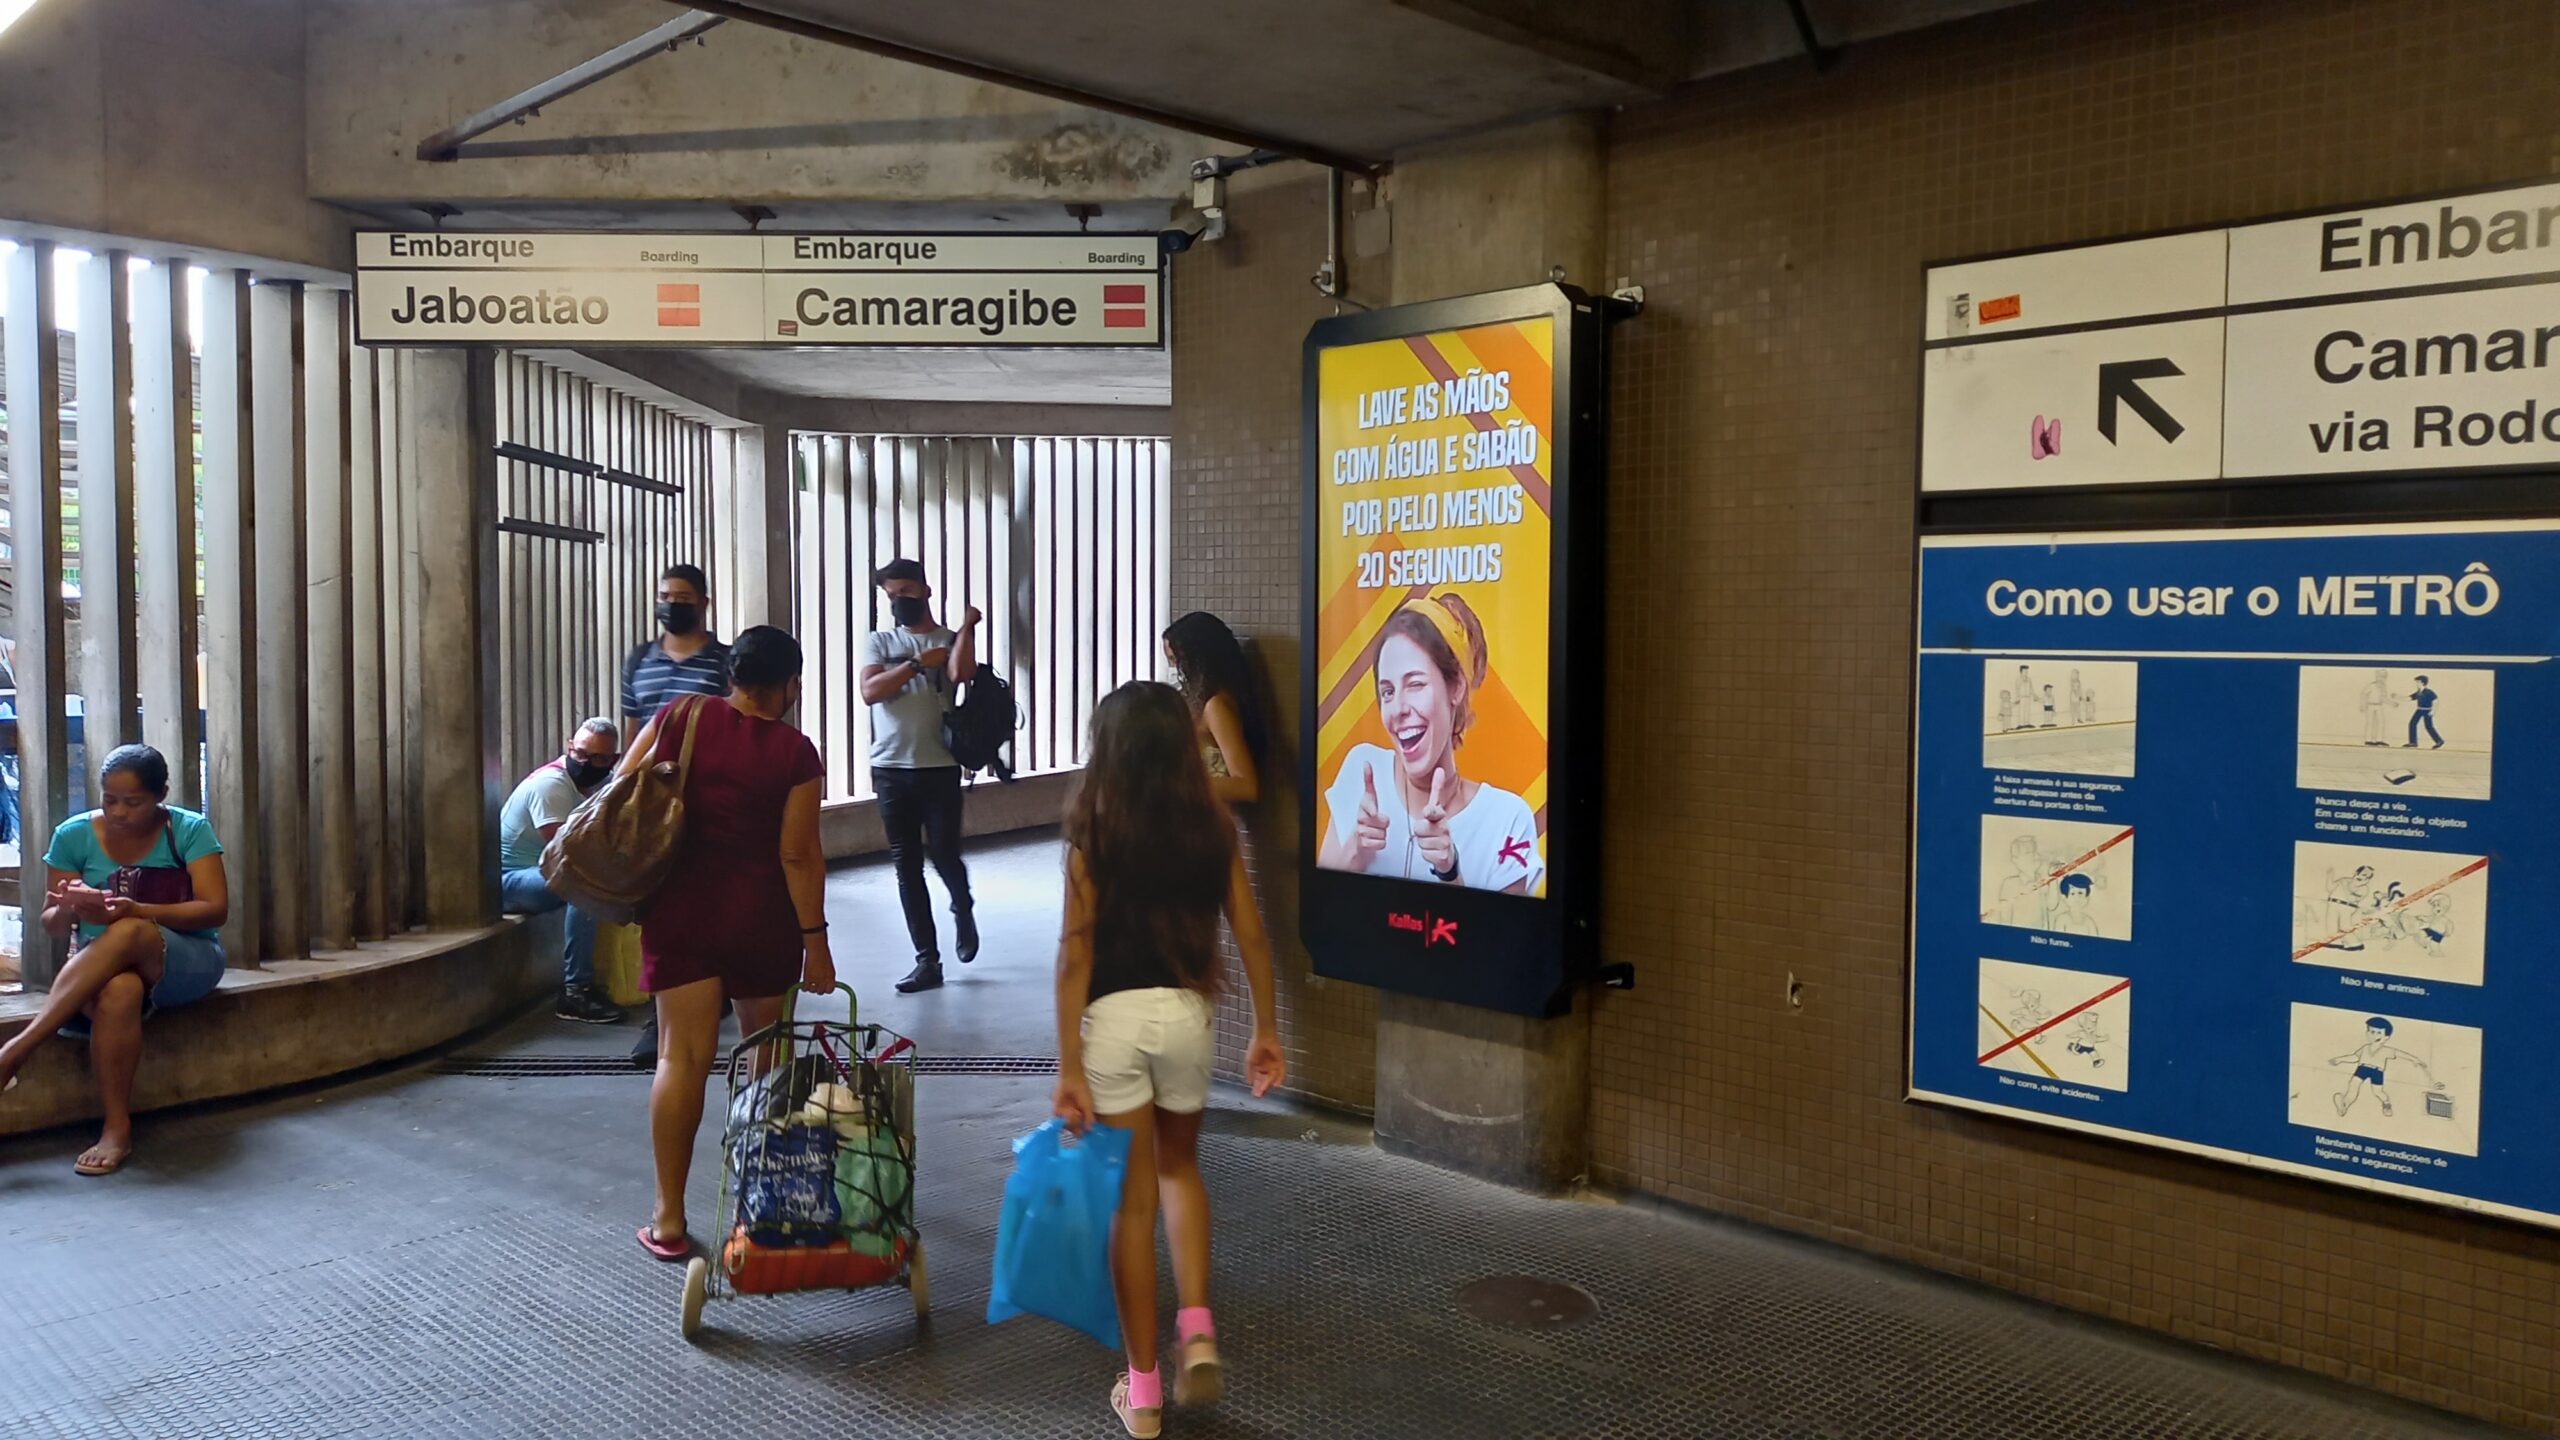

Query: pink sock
left=1178, top=1306, right=1216, bottom=1342
left=1125, top=1366, right=1163, bottom=1409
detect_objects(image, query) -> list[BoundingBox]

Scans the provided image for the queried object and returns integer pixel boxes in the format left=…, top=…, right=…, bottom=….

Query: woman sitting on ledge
left=0, top=744, right=230, bottom=1175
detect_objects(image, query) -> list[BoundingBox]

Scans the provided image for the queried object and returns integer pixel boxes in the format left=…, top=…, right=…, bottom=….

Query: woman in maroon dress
left=627, top=625, right=834, bottom=1259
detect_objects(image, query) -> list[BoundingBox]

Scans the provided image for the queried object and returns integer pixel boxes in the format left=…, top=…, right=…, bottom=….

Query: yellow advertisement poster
left=1311, top=317, right=1553, bottom=896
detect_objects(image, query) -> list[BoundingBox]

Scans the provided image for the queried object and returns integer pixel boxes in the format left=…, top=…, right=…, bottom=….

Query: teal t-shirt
left=43, top=807, right=225, bottom=942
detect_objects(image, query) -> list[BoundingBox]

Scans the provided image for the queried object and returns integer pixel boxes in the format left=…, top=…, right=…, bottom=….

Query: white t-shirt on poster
left=1323, top=743, right=1546, bottom=894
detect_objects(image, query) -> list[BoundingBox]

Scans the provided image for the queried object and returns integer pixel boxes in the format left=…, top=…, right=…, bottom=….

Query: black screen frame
left=1297, top=282, right=1606, bottom=1018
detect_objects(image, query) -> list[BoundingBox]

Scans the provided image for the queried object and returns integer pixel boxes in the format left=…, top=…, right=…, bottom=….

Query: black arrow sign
left=2097, top=358, right=2185, bottom=445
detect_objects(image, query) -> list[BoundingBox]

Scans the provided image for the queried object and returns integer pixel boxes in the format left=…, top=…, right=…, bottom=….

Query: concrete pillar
left=132, top=259, right=202, bottom=810
left=198, top=271, right=264, bottom=968
left=5, top=241, right=71, bottom=985
left=1372, top=112, right=1605, bottom=1193
left=75, top=249, right=139, bottom=753
left=397, top=350, right=429, bottom=927
left=734, top=423, right=795, bottom=632
left=408, top=348, right=501, bottom=929
left=347, top=341, right=388, bottom=940
left=304, top=291, right=357, bottom=951
left=251, top=282, right=310, bottom=960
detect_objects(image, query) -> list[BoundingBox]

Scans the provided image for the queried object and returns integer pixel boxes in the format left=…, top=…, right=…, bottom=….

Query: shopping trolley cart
left=681, top=986, right=925, bottom=1338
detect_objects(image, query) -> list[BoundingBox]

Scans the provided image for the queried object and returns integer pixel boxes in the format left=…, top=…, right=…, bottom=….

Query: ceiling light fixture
left=0, top=0, right=46, bottom=41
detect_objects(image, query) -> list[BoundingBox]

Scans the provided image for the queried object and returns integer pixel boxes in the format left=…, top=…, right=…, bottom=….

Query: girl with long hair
left=1316, top=592, right=1545, bottom=894
left=1052, top=681, right=1284, bottom=1438
left=1162, top=611, right=1266, bottom=807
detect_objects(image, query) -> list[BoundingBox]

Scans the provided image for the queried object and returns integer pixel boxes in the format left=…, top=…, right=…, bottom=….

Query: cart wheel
left=681, top=1257, right=709, bottom=1341
left=906, top=1238, right=930, bottom=1317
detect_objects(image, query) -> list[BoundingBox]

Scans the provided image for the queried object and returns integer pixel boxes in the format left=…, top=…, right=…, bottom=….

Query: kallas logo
left=1386, top=910, right=1460, bottom=948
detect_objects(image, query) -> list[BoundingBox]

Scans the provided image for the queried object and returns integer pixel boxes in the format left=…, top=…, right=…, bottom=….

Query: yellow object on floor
left=596, top=922, right=649, bottom=1007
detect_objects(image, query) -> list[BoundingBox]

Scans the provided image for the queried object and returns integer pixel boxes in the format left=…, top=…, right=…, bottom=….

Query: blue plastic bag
left=735, top=1121, right=842, bottom=1246
left=986, top=1118, right=1131, bottom=1348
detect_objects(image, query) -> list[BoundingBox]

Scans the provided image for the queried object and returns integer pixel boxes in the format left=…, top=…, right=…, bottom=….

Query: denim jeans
left=500, top=866, right=598, bottom=992
left=872, top=765, right=972, bottom=959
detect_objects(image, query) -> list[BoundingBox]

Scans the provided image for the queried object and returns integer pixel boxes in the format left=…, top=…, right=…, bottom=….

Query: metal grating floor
left=431, top=1054, right=1060, bottom=1078
left=0, top=1060, right=2519, bottom=1439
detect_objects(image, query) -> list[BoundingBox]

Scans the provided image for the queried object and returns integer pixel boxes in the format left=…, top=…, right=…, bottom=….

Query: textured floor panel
left=0, top=1033, right=2518, bottom=1439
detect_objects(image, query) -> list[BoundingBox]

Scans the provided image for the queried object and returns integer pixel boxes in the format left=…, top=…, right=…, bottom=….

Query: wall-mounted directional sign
left=1920, top=180, right=2560, bottom=493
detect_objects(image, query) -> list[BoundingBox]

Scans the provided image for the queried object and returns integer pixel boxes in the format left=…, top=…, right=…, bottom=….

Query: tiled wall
left=1590, top=0, right=2559, bottom=1429
left=1170, top=176, right=1381, bottom=1112
left=1170, top=0, right=2560, bottom=1425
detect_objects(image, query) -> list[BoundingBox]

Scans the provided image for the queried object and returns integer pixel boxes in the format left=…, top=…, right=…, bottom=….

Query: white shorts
left=1081, top=987, right=1214, bottom=1116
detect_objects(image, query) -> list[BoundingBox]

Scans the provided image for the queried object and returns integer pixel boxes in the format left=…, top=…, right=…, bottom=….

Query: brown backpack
left=540, top=696, right=707, bottom=925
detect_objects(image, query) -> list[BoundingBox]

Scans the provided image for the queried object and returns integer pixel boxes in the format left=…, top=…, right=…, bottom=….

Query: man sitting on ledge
left=1, top=744, right=231, bottom=1176
left=500, top=719, right=625, bottom=1024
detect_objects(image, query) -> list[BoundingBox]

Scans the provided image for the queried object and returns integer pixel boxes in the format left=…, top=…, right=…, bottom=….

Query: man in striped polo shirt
left=619, top=563, right=729, bottom=1066
left=620, top=564, right=731, bottom=742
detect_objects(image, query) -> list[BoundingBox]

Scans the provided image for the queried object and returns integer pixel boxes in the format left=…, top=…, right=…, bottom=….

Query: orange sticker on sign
left=1978, top=294, right=2022, bottom=324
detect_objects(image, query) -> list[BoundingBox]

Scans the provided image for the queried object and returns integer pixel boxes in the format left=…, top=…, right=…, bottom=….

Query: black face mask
left=565, top=754, right=612, bottom=790
left=657, top=601, right=702, bottom=636
left=889, top=594, right=931, bottom=627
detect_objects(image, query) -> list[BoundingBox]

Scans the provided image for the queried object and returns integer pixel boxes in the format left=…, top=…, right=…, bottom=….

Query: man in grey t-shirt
left=861, top=558, right=983, bottom=993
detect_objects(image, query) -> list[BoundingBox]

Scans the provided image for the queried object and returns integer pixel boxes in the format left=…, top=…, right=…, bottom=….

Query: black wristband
left=800, top=922, right=828, bottom=934
left=1431, top=863, right=1460, bottom=883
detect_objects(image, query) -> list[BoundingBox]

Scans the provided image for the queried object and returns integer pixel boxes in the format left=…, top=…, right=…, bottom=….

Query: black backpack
left=944, top=668, right=1021, bottom=782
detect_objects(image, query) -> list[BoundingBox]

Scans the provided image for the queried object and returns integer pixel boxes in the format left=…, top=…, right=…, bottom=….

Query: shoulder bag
left=541, top=695, right=707, bottom=925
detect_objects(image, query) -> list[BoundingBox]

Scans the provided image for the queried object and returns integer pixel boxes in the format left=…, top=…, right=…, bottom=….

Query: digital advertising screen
left=1300, top=285, right=1604, bottom=1017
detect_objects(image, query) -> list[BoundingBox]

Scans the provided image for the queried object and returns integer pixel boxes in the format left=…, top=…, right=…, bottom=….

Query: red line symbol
left=2291, top=857, right=2486, bottom=960
left=1103, top=283, right=1148, bottom=305
left=1979, top=825, right=2133, bottom=921
left=1977, top=978, right=2130, bottom=1065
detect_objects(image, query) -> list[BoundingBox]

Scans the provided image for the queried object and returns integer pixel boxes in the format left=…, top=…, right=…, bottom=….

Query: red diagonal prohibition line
left=1976, top=978, right=2131, bottom=1065
left=1978, top=825, right=2135, bottom=922
left=2036, top=826, right=2133, bottom=893
left=2290, top=856, right=2487, bottom=961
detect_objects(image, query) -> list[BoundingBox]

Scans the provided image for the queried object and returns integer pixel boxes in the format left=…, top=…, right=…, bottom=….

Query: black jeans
left=874, top=765, right=972, bottom=959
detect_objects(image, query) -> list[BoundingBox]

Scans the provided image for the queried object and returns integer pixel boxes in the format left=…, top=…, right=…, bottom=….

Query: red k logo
left=1428, top=917, right=1459, bottom=947
left=1498, top=835, right=1532, bottom=867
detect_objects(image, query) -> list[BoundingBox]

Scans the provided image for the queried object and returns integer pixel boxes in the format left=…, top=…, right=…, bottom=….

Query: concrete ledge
left=820, top=770, right=1073, bottom=860
left=0, top=919, right=547, bottom=1138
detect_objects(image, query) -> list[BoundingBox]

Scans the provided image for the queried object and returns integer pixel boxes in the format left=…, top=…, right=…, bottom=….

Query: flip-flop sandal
left=636, top=1224, right=692, bottom=1261
left=74, top=1150, right=127, bottom=1177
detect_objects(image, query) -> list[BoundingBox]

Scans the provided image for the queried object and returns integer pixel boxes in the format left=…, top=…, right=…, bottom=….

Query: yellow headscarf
left=1397, top=596, right=1472, bottom=680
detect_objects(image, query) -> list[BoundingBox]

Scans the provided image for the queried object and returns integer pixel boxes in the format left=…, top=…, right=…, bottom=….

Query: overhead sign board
left=353, top=231, right=1163, bottom=348
left=1921, top=180, right=2560, bottom=493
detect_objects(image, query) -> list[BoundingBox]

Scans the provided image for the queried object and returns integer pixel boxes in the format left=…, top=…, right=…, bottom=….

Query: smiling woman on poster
left=1318, top=594, right=1545, bottom=895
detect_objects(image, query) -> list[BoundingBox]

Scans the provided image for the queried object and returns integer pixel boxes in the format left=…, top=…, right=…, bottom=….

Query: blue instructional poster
left=1909, top=519, right=2560, bottom=1227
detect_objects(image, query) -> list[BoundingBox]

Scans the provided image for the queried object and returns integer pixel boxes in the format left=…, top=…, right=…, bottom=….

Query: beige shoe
left=1175, top=1334, right=1224, bottom=1407
left=1112, top=1375, right=1162, bottom=1439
